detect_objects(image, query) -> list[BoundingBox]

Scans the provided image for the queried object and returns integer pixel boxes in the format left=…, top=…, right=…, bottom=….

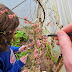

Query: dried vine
left=37, top=0, right=45, bottom=23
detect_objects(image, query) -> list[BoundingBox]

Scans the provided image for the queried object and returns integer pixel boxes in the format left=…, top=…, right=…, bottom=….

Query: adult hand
left=55, top=23, right=72, bottom=72
left=20, top=54, right=28, bottom=64
left=18, top=45, right=28, bottom=53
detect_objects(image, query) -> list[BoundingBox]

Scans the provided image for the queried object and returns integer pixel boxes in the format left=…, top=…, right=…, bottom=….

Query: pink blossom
left=39, top=37, right=42, bottom=39
left=0, top=11, right=3, bottom=14
left=47, top=22, right=49, bottom=26
left=24, top=70, right=28, bottom=72
left=29, top=41, right=35, bottom=46
left=37, top=30, right=40, bottom=32
left=42, top=45, right=45, bottom=49
left=24, top=21, right=27, bottom=24
left=38, top=62, right=40, bottom=64
left=34, top=49, right=38, bottom=53
left=43, top=36, right=45, bottom=38
left=3, top=33, right=6, bottom=35
left=56, top=66, right=59, bottom=69
left=39, top=28, right=42, bottom=30
left=14, top=31, right=16, bottom=34
left=37, top=27, right=39, bottom=29
left=4, top=9, right=7, bottom=12
left=59, top=63, right=61, bottom=65
left=29, top=43, right=33, bottom=46
left=29, top=21, right=31, bottom=24
left=37, top=27, right=42, bottom=32
left=9, top=31, right=12, bottom=33
left=17, top=29, right=19, bottom=30
left=34, top=29, right=36, bottom=31
left=35, top=23, right=37, bottom=26
left=32, top=24, right=35, bottom=27
left=36, top=58, right=40, bottom=61
left=48, top=22, right=49, bottom=24
left=13, top=13, right=16, bottom=17
left=32, top=41, right=35, bottom=45
left=39, top=51, right=42, bottom=56
left=39, top=36, right=43, bottom=39
left=47, top=42, right=50, bottom=45
left=43, top=39, right=47, bottom=42
left=54, top=65, right=56, bottom=68
left=34, top=54, right=38, bottom=58
left=8, top=15, right=13, bottom=19
left=43, top=39, right=46, bottom=42
left=43, top=42, right=46, bottom=45
left=37, top=40, right=40, bottom=43
left=45, top=39, right=47, bottom=41
left=46, top=37, right=48, bottom=39
left=38, top=43, right=41, bottom=47
left=24, top=17, right=27, bottom=20
left=40, top=51, right=42, bottom=54
left=33, top=66, right=35, bottom=69
left=35, top=61, right=37, bottom=63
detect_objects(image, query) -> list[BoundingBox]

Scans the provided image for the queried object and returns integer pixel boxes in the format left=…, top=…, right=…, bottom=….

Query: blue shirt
left=0, top=46, right=25, bottom=72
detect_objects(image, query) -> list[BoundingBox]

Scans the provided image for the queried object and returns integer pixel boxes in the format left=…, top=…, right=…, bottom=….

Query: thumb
left=57, top=30, right=72, bottom=55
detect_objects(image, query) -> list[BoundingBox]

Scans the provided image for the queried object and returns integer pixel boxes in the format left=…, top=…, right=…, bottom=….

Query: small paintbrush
left=43, top=33, right=72, bottom=37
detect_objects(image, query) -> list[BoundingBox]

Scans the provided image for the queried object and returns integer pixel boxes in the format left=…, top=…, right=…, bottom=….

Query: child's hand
left=18, top=45, right=28, bottom=53
left=20, top=54, right=28, bottom=64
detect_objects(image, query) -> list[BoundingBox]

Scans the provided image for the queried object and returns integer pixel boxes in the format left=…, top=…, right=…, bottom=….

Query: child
left=0, top=4, right=28, bottom=72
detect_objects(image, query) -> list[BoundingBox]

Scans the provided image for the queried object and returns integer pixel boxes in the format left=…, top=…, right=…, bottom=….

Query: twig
left=55, top=57, right=63, bottom=72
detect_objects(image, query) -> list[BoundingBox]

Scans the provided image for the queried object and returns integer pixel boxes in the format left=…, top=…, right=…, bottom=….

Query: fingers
left=18, top=45, right=28, bottom=52
left=55, top=37, right=58, bottom=40
left=56, top=41, right=59, bottom=45
left=18, top=45, right=25, bottom=51
left=22, top=54, right=28, bottom=58
left=26, top=53, right=28, bottom=56
left=55, top=36, right=59, bottom=45
left=62, top=23, right=72, bottom=33
left=57, top=30, right=72, bottom=55
left=23, top=46, right=28, bottom=51
left=55, top=36, right=72, bottom=42
left=20, top=54, right=28, bottom=64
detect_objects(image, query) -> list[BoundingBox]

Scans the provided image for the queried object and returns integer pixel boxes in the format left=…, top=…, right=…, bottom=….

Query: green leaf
left=11, top=30, right=27, bottom=47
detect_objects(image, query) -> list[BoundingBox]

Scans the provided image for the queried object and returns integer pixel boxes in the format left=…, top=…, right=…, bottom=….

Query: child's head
left=0, top=4, right=19, bottom=51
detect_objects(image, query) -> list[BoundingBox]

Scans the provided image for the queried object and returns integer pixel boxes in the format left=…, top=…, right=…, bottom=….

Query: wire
left=11, top=0, right=26, bottom=10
